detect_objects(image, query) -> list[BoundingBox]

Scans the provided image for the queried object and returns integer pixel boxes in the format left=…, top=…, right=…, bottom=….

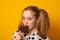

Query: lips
left=24, top=26, right=29, bottom=27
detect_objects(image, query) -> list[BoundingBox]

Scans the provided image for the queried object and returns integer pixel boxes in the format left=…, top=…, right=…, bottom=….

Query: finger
left=16, top=34, right=21, bottom=40
left=18, top=31, right=23, bottom=36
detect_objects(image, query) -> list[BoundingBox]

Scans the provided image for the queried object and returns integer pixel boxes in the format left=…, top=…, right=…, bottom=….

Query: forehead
left=23, top=10, right=36, bottom=17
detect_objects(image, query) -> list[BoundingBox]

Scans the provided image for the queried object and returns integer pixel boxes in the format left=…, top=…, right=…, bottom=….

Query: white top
left=12, top=31, right=49, bottom=40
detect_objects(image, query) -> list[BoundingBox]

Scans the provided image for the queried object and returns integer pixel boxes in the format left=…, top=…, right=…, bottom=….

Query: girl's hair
left=37, top=9, right=50, bottom=39
left=22, top=6, right=40, bottom=19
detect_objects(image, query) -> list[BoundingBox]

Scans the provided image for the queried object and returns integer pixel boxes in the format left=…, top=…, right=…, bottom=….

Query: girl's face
left=22, top=10, right=37, bottom=31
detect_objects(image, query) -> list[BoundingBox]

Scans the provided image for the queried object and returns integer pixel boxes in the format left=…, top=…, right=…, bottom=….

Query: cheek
left=28, top=20, right=36, bottom=29
left=29, top=21, right=36, bottom=25
left=22, top=20, right=25, bottom=26
left=22, top=20, right=24, bottom=24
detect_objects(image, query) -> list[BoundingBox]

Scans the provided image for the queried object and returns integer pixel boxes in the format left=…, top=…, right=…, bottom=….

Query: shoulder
left=35, top=34, right=50, bottom=40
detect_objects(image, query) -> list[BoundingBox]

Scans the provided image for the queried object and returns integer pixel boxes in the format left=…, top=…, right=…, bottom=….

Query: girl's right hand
left=15, top=31, right=23, bottom=40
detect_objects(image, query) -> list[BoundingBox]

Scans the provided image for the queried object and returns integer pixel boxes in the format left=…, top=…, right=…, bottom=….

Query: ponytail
left=37, top=9, right=50, bottom=39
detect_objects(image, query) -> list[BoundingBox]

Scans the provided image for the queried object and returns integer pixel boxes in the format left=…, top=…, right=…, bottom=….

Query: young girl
left=12, top=6, right=50, bottom=40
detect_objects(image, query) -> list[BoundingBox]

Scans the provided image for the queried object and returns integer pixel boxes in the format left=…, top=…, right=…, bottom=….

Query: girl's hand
left=15, top=31, right=23, bottom=40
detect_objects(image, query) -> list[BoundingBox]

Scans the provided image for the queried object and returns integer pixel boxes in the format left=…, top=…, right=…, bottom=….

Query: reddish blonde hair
left=37, top=9, right=50, bottom=39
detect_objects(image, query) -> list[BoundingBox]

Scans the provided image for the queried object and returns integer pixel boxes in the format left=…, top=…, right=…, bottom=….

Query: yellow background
left=0, top=0, right=60, bottom=40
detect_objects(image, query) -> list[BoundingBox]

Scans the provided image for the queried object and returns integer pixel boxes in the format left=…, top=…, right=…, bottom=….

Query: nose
left=24, top=20, right=28, bottom=26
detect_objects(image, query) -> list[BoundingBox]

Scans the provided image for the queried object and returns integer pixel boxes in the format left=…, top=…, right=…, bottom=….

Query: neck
left=27, top=27, right=37, bottom=36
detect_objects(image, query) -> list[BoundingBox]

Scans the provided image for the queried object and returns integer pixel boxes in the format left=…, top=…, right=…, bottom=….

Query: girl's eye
left=28, top=18, right=32, bottom=20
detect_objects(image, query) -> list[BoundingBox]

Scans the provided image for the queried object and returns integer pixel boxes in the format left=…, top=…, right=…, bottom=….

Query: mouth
left=24, top=26, right=29, bottom=27
left=24, top=25, right=29, bottom=28
left=24, top=26, right=29, bottom=30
